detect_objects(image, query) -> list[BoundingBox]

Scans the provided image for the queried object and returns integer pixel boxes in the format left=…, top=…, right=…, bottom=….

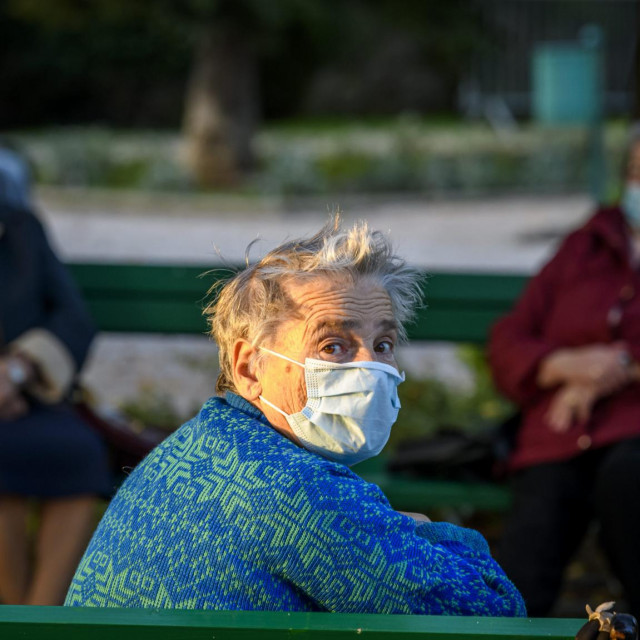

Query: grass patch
left=389, top=345, right=514, bottom=450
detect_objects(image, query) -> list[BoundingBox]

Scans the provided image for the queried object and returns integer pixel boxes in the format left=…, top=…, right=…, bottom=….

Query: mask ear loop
left=259, top=346, right=305, bottom=368
left=258, top=395, right=290, bottom=417
left=258, top=347, right=306, bottom=418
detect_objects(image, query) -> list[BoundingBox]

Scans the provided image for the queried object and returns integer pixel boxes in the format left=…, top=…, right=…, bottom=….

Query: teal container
left=532, top=44, right=603, bottom=124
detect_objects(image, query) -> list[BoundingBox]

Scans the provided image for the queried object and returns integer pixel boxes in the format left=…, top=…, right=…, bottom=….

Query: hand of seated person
left=547, top=384, right=607, bottom=433
left=398, top=511, right=432, bottom=523
left=538, top=343, right=632, bottom=394
left=545, top=382, right=599, bottom=433
left=0, top=355, right=35, bottom=421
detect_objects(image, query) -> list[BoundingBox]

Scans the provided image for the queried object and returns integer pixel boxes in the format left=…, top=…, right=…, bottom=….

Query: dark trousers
left=498, top=438, right=640, bottom=619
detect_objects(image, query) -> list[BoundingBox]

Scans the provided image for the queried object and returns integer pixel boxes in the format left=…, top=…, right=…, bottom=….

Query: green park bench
left=0, top=605, right=583, bottom=639
left=67, top=262, right=528, bottom=514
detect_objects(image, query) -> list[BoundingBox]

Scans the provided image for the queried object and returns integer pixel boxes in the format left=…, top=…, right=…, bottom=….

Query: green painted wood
left=68, top=263, right=233, bottom=334
left=408, top=309, right=506, bottom=343
left=425, top=272, right=528, bottom=304
left=362, top=473, right=512, bottom=511
left=69, top=263, right=235, bottom=294
left=409, top=271, right=527, bottom=343
left=352, top=457, right=512, bottom=511
left=67, top=263, right=529, bottom=341
left=0, top=606, right=582, bottom=639
left=82, top=299, right=209, bottom=334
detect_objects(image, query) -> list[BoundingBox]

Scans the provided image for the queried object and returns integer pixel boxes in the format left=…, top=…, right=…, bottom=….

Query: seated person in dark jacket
left=489, top=128, right=640, bottom=618
left=0, top=147, right=111, bottom=605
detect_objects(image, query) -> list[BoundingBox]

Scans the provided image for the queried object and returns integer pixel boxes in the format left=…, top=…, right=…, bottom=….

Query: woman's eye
left=375, top=340, right=394, bottom=354
left=321, top=343, right=345, bottom=355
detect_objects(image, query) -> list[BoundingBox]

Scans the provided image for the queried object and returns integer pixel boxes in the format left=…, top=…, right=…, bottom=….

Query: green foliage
left=1, top=0, right=484, bottom=128
left=16, top=128, right=193, bottom=190
left=256, top=152, right=326, bottom=196
left=0, top=2, right=191, bottom=128
left=118, top=384, right=193, bottom=433
left=457, top=345, right=514, bottom=423
left=388, top=345, right=514, bottom=450
left=375, top=0, right=484, bottom=77
left=258, top=119, right=628, bottom=196
left=10, top=119, right=629, bottom=196
left=315, top=153, right=375, bottom=188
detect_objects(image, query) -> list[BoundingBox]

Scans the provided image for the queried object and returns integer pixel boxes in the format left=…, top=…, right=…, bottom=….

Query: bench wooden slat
left=352, top=457, right=512, bottom=512
left=69, top=263, right=231, bottom=294
left=364, top=472, right=512, bottom=511
left=68, top=263, right=528, bottom=341
left=0, top=606, right=582, bottom=639
left=69, top=263, right=220, bottom=334
left=80, top=299, right=209, bottom=334
left=408, top=309, right=506, bottom=343
left=425, top=272, right=527, bottom=304
left=411, top=272, right=526, bottom=342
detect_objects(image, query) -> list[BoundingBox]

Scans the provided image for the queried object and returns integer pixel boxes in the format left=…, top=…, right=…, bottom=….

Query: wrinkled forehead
left=282, top=273, right=397, bottom=332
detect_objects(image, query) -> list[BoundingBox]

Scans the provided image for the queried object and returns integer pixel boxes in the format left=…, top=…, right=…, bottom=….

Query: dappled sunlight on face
left=256, top=276, right=398, bottom=437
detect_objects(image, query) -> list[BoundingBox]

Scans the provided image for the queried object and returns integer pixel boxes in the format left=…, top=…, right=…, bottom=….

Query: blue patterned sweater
left=66, top=393, right=526, bottom=615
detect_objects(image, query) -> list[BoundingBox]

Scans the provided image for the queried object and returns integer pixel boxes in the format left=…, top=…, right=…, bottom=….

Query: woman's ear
left=232, top=339, right=262, bottom=401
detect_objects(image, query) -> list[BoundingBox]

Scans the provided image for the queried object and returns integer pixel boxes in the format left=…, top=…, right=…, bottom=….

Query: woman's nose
left=352, top=345, right=379, bottom=363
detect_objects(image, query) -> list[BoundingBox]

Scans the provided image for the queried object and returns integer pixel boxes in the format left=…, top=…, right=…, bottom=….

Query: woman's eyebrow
left=379, top=319, right=399, bottom=332
left=311, top=318, right=398, bottom=337
left=310, top=320, right=359, bottom=337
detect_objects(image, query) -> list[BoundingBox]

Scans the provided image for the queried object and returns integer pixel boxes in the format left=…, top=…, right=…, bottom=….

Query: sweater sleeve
left=488, top=234, right=581, bottom=405
left=259, top=463, right=526, bottom=617
left=9, top=214, right=96, bottom=401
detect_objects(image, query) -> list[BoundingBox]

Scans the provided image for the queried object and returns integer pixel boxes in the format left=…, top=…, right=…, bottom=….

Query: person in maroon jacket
left=489, top=130, right=640, bottom=618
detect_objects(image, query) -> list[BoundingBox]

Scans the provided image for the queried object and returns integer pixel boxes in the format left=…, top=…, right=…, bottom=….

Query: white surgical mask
left=258, top=347, right=404, bottom=466
left=622, top=183, right=640, bottom=229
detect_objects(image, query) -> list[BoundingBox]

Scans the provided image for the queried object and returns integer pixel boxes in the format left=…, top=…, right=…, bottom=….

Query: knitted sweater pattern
left=66, top=393, right=525, bottom=615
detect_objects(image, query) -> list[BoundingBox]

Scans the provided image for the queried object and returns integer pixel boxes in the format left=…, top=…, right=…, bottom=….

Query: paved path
left=36, top=187, right=593, bottom=273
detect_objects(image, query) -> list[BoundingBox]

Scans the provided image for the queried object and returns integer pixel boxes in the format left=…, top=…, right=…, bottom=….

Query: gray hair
left=205, top=216, right=424, bottom=394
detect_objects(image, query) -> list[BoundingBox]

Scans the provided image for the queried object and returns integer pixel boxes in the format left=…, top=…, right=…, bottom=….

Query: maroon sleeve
left=629, top=344, right=640, bottom=363
left=488, top=234, right=581, bottom=405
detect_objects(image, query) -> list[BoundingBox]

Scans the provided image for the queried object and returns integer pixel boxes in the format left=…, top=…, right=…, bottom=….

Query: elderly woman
left=66, top=219, right=525, bottom=616
left=490, top=130, right=640, bottom=618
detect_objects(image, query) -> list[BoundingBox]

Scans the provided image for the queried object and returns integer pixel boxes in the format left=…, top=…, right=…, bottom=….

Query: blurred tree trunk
left=182, top=25, right=258, bottom=187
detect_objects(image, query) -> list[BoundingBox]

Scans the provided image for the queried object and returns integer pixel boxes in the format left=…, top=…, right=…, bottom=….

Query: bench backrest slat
left=68, top=263, right=528, bottom=341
